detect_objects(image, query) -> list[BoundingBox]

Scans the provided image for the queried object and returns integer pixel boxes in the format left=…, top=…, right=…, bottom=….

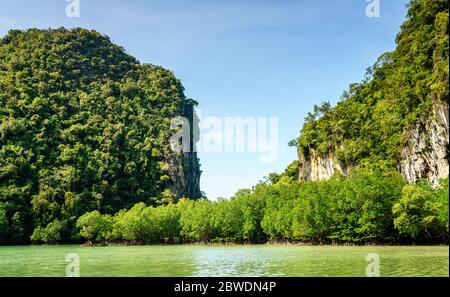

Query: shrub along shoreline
left=64, top=170, right=449, bottom=246
left=77, top=239, right=449, bottom=247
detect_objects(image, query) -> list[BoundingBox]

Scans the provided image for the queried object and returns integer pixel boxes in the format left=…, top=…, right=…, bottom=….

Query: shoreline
left=76, top=238, right=449, bottom=247
left=76, top=240, right=450, bottom=247
left=0, top=241, right=449, bottom=247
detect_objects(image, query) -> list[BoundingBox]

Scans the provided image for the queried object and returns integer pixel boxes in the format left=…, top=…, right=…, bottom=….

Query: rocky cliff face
left=170, top=102, right=202, bottom=199
left=296, top=1, right=448, bottom=186
left=166, top=151, right=202, bottom=200
left=298, top=150, right=349, bottom=181
left=399, top=100, right=449, bottom=186
left=298, top=100, right=449, bottom=186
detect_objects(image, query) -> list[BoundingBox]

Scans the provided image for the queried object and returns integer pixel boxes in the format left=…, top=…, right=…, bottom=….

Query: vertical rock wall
left=399, top=100, right=449, bottom=186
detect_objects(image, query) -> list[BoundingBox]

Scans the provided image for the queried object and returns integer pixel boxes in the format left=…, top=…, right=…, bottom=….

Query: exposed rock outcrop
left=399, top=100, right=449, bottom=186
left=298, top=151, right=349, bottom=181
left=298, top=101, right=449, bottom=186
left=170, top=102, right=202, bottom=199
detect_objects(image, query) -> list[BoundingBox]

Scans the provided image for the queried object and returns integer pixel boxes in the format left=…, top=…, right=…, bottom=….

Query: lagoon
left=0, top=245, right=447, bottom=277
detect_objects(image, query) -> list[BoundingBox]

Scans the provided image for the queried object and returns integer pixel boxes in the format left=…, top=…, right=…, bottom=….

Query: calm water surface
left=0, top=245, right=447, bottom=276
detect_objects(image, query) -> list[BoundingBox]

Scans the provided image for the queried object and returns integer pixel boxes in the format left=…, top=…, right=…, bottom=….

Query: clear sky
left=0, top=0, right=410, bottom=199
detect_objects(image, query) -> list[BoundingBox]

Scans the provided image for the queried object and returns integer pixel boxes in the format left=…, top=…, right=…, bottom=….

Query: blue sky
left=0, top=0, right=410, bottom=199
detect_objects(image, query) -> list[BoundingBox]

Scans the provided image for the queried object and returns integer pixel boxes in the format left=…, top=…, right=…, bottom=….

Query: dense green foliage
left=76, top=172, right=448, bottom=245
left=293, top=0, right=448, bottom=172
left=0, top=28, right=201, bottom=244
left=393, top=179, right=449, bottom=241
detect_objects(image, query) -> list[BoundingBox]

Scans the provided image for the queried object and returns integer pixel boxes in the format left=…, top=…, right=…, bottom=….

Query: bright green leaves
left=75, top=172, right=448, bottom=245
left=30, top=219, right=62, bottom=244
left=76, top=211, right=112, bottom=242
left=393, top=179, right=448, bottom=240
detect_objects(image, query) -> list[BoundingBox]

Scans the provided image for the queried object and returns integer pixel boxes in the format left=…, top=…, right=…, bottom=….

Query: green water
left=0, top=245, right=447, bottom=277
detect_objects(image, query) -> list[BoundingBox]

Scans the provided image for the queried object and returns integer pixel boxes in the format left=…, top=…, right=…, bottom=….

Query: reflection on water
left=0, top=245, right=448, bottom=276
left=193, top=247, right=274, bottom=276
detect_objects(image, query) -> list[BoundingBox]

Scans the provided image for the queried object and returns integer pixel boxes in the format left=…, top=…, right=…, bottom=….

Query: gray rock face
left=167, top=152, right=202, bottom=200
left=170, top=104, right=202, bottom=199
left=298, top=101, right=449, bottom=186
left=299, top=151, right=349, bottom=181
left=399, top=101, right=449, bottom=186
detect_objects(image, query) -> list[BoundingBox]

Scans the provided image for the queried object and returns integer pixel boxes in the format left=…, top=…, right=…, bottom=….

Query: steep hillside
left=292, top=0, right=449, bottom=186
left=0, top=28, right=201, bottom=243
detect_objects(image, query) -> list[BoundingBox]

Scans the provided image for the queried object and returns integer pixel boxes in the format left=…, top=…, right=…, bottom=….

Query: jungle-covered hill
left=290, top=0, right=449, bottom=185
left=0, top=28, right=201, bottom=244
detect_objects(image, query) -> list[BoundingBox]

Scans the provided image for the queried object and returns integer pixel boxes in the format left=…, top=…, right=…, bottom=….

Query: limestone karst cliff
left=399, top=99, right=448, bottom=186
left=295, top=0, right=449, bottom=185
left=298, top=99, right=449, bottom=186
left=0, top=28, right=202, bottom=243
